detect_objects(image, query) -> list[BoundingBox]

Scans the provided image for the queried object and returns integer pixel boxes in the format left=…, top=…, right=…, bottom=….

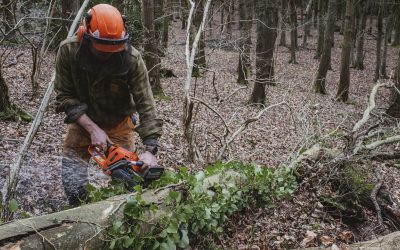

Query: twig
left=3, top=52, right=24, bottom=68
left=352, top=82, right=391, bottom=133
left=192, top=97, right=231, bottom=134
left=218, top=101, right=285, bottom=160
left=222, top=86, right=247, bottom=102
left=364, top=135, right=400, bottom=150
left=18, top=221, right=57, bottom=250
left=371, top=170, right=383, bottom=226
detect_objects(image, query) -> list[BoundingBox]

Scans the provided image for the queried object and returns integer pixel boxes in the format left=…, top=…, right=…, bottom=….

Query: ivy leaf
left=8, top=199, right=18, bottom=213
left=178, top=229, right=190, bottom=247
left=113, top=219, right=123, bottom=233
left=195, top=171, right=205, bottom=181
left=152, top=240, right=160, bottom=249
left=166, top=221, right=178, bottom=234
left=123, top=236, right=134, bottom=248
left=110, top=239, right=116, bottom=249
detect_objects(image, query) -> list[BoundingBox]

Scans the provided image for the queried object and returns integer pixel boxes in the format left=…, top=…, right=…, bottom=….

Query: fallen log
left=304, top=231, right=400, bottom=249
left=0, top=171, right=242, bottom=249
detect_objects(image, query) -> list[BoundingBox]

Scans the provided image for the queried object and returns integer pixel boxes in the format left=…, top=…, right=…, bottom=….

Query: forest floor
left=1, top=18, right=400, bottom=249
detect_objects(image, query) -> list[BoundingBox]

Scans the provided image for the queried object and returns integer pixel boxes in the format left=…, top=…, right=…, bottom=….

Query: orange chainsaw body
left=88, top=145, right=140, bottom=175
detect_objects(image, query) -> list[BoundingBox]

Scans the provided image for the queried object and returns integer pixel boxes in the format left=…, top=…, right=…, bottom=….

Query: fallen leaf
left=320, top=235, right=334, bottom=246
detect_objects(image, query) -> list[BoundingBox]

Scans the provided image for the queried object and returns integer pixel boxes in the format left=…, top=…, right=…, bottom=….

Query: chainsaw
left=88, top=144, right=164, bottom=190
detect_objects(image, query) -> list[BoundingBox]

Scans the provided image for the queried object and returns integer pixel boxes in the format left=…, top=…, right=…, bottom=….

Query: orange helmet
left=77, top=4, right=128, bottom=53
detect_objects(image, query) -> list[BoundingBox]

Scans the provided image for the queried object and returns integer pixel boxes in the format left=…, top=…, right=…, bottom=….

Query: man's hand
left=89, top=127, right=113, bottom=152
left=77, top=114, right=112, bottom=151
left=139, top=151, right=158, bottom=171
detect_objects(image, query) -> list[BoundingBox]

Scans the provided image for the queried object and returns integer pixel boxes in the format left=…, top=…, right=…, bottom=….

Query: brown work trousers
left=62, top=116, right=135, bottom=206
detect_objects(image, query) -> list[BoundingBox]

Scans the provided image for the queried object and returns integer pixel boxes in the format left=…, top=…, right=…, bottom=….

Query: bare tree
left=353, top=0, right=368, bottom=70
left=387, top=50, right=400, bottom=117
left=142, top=0, right=163, bottom=95
left=237, top=0, right=252, bottom=84
left=336, top=0, right=355, bottom=102
left=374, top=0, right=384, bottom=82
left=392, top=4, right=400, bottom=46
left=312, top=0, right=337, bottom=94
left=315, top=0, right=326, bottom=59
left=303, top=0, right=313, bottom=47
left=249, top=0, right=278, bottom=104
left=279, top=0, right=287, bottom=46
left=288, top=0, right=297, bottom=64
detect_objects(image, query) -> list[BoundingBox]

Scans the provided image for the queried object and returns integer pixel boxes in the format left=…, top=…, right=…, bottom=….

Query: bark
left=303, top=0, right=313, bottom=47
left=288, top=0, right=297, bottom=64
left=279, top=0, right=287, bottom=47
left=392, top=5, right=400, bottom=46
left=237, top=0, right=253, bottom=85
left=192, top=0, right=207, bottom=77
left=380, top=7, right=392, bottom=78
left=142, top=0, right=163, bottom=95
left=0, top=67, right=12, bottom=114
left=374, top=1, right=383, bottom=82
left=387, top=50, right=400, bottom=117
left=336, top=0, right=355, bottom=102
left=315, top=0, right=326, bottom=59
left=312, top=0, right=336, bottom=94
left=226, top=0, right=233, bottom=37
left=162, top=0, right=170, bottom=48
left=249, top=0, right=278, bottom=104
left=181, top=0, right=188, bottom=29
left=340, top=0, right=345, bottom=35
left=61, top=0, right=79, bottom=40
left=0, top=171, right=241, bottom=249
left=354, top=1, right=368, bottom=70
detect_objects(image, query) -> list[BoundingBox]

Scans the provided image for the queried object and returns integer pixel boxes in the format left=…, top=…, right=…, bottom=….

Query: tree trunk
left=279, top=0, right=287, bottom=46
left=192, top=0, right=207, bottom=77
left=162, top=0, right=170, bottom=49
left=0, top=171, right=240, bottom=249
left=226, top=0, right=233, bottom=37
left=0, top=69, right=12, bottom=114
left=303, top=0, right=313, bottom=47
left=315, top=0, right=326, bottom=59
left=154, top=0, right=164, bottom=54
left=142, top=0, right=163, bottom=95
left=380, top=7, right=391, bottom=78
left=249, top=0, right=278, bottom=104
left=392, top=5, right=400, bottom=46
left=387, top=50, right=400, bottom=117
left=340, top=0, right=345, bottom=35
left=181, top=0, right=188, bottom=29
left=288, top=0, right=297, bottom=64
left=61, top=0, right=79, bottom=40
left=312, top=0, right=337, bottom=94
left=237, top=0, right=253, bottom=85
left=374, top=1, right=383, bottom=82
left=336, top=0, right=355, bottom=102
left=354, top=2, right=368, bottom=70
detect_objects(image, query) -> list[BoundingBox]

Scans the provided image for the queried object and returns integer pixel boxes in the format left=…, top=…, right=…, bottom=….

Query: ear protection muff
left=76, top=12, right=92, bottom=42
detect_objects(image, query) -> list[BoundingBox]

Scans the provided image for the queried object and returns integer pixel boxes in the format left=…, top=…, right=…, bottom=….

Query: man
left=55, top=4, right=163, bottom=206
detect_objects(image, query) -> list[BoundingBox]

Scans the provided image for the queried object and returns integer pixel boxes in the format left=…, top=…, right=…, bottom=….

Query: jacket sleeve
left=54, top=44, right=87, bottom=123
left=128, top=51, right=163, bottom=143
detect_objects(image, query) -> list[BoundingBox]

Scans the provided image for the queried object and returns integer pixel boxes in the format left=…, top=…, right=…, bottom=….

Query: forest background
left=1, top=0, right=400, bottom=249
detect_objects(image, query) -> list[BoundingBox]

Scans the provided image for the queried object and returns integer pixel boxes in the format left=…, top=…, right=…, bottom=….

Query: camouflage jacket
left=54, top=37, right=162, bottom=142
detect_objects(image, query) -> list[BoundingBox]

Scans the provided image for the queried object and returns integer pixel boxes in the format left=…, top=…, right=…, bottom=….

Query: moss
left=344, top=165, right=374, bottom=196
left=154, top=92, right=171, bottom=101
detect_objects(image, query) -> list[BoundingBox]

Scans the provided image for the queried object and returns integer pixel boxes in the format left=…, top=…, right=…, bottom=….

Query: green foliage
left=88, top=162, right=297, bottom=249
left=344, top=165, right=374, bottom=196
